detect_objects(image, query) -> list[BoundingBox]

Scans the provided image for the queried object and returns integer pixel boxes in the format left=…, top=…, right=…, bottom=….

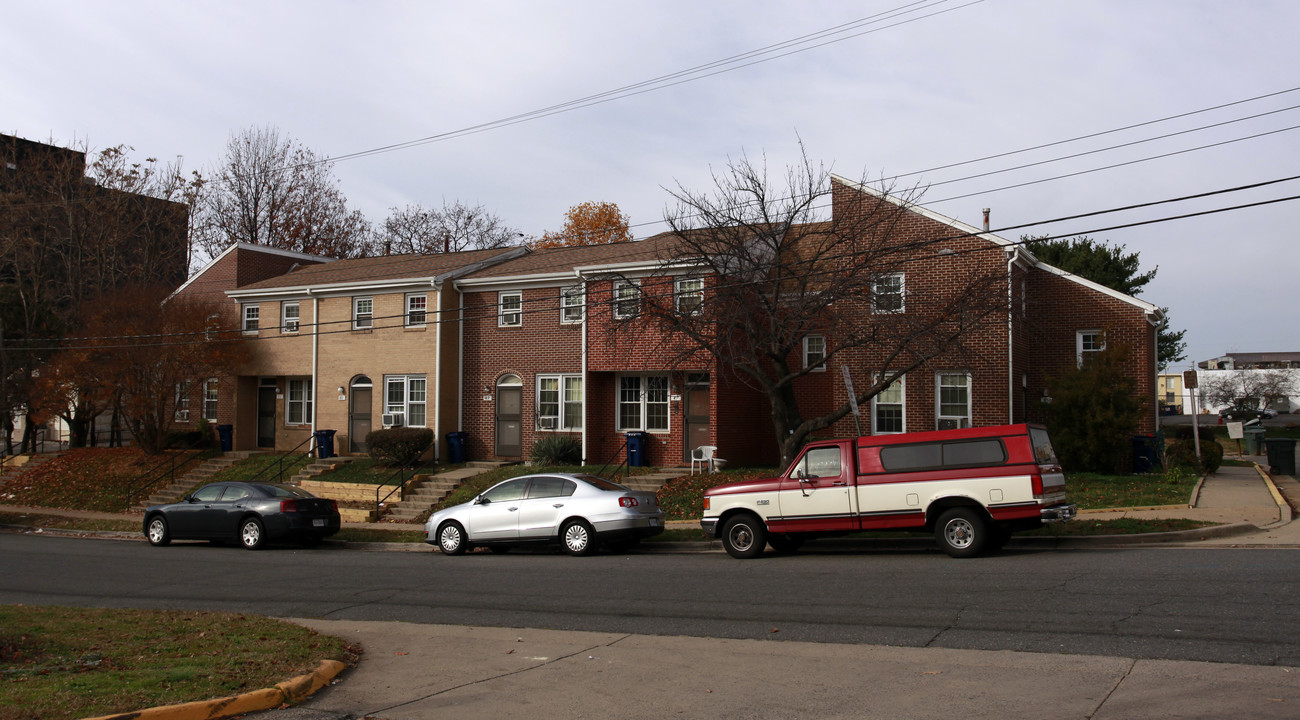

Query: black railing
left=375, top=457, right=437, bottom=518
left=122, top=434, right=220, bottom=511
left=241, top=434, right=317, bottom=486
left=596, top=438, right=630, bottom=482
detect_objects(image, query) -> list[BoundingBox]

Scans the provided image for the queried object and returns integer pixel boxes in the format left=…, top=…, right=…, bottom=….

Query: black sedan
left=143, top=482, right=341, bottom=550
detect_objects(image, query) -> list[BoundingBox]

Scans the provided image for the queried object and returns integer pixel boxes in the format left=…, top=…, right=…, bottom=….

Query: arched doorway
left=349, top=375, right=373, bottom=453
left=495, top=374, right=523, bottom=457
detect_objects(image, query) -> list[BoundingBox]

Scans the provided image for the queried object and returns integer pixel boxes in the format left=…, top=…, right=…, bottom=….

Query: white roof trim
left=168, top=242, right=335, bottom=301
left=1035, top=262, right=1162, bottom=317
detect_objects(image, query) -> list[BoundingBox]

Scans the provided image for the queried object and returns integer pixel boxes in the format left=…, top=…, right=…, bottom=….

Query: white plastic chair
left=691, top=445, right=719, bottom=474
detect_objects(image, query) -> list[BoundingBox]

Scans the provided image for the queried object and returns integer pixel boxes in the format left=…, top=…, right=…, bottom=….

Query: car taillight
left=328, top=499, right=338, bottom=511
left=619, top=496, right=639, bottom=507
left=1031, top=473, right=1044, bottom=498
left=280, top=499, right=299, bottom=513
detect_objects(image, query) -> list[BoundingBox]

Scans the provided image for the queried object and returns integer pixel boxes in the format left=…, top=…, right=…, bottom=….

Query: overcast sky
left=5, top=0, right=1296, bottom=370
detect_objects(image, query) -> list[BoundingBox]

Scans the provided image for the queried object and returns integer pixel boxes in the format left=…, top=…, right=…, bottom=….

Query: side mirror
left=474, top=495, right=489, bottom=505
left=183, top=495, right=194, bottom=503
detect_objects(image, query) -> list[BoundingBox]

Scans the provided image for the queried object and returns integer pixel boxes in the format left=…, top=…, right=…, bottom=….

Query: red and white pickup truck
left=700, top=423, right=1076, bottom=558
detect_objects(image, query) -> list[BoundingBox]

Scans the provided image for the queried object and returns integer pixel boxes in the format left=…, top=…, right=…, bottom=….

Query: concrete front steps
left=617, top=468, right=685, bottom=493
left=382, top=462, right=509, bottom=523
left=138, top=451, right=265, bottom=510
left=297, top=476, right=398, bottom=523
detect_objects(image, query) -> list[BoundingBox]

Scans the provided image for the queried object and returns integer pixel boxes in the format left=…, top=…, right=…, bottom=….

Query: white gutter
left=577, top=270, right=589, bottom=464
left=311, top=294, right=320, bottom=454
left=1007, top=249, right=1015, bottom=423
left=458, top=292, right=465, bottom=434
left=433, top=281, right=443, bottom=463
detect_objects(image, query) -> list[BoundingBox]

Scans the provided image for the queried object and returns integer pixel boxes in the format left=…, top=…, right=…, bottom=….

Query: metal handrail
left=242, top=434, right=317, bottom=485
left=597, top=438, right=630, bottom=482
left=122, top=433, right=219, bottom=511
left=375, top=456, right=437, bottom=518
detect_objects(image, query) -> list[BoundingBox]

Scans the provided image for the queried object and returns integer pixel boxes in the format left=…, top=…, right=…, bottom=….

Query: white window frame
left=613, top=280, right=641, bottom=320
left=405, top=293, right=427, bottom=327
left=384, top=375, right=428, bottom=427
left=1077, top=329, right=1105, bottom=367
left=281, top=301, right=299, bottom=334
left=616, top=375, right=669, bottom=432
left=872, top=272, right=905, bottom=313
left=537, top=374, right=583, bottom=430
left=871, top=375, right=905, bottom=435
left=675, top=276, right=704, bottom=316
left=287, top=378, right=313, bottom=425
left=560, top=285, right=584, bottom=324
left=499, top=291, right=522, bottom=327
left=803, top=335, right=827, bottom=372
left=936, top=372, right=972, bottom=430
left=174, top=381, right=191, bottom=422
left=241, top=304, right=259, bottom=334
left=353, top=296, right=373, bottom=329
left=202, top=378, right=219, bottom=422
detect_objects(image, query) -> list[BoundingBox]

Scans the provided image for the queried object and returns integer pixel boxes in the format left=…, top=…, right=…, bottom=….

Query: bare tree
left=194, top=125, right=371, bottom=260
left=1200, top=370, right=1297, bottom=410
left=376, top=200, right=522, bottom=255
left=629, top=147, right=1008, bottom=466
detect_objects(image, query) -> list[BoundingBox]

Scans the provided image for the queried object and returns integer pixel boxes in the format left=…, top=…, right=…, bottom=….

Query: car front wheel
left=240, top=518, right=265, bottom=551
left=561, top=520, right=595, bottom=556
left=721, top=514, right=766, bottom=559
left=438, top=522, right=468, bottom=555
left=146, top=516, right=170, bottom=547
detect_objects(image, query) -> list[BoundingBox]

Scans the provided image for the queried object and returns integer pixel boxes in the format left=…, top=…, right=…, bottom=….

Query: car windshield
left=573, top=475, right=628, bottom=492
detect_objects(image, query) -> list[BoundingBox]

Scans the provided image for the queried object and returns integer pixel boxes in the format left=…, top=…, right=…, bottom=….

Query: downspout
left=433, top=281, right=443, bottom=463
left=458, top=289, right=465, bottom=433
left=577, top=270, right=588, bottom=465
left=311, top=294, right=319, bottom=454
left=1007, top=249, right=1015, bottom=424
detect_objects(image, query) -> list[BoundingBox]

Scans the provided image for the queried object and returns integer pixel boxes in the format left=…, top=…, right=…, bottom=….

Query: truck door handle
left=553, top=503, right=564, bottom=508
left=832, top=481, right=847, bottom=486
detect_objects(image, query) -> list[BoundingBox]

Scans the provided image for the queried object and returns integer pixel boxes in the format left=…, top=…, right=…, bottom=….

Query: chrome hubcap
left=729, top=524, right=754, bottom=551
left=148, top=520, right=164, bottom=543
left=565, top=525, right=589, bottom=552
left=440, top=527, right=460, bottom=551
left=242, top=522, right=260, bottom=547
left=945, top=519, right=974, bottom=548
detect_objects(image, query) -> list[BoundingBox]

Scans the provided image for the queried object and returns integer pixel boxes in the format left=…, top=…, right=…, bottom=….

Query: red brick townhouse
left=450, top=176, right=1160, bottom=468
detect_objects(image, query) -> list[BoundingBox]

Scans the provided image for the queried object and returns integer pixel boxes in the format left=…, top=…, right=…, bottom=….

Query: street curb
left=81, top=659, right=347, bottom=720
left=1257, top=463, right=1293, bottom=524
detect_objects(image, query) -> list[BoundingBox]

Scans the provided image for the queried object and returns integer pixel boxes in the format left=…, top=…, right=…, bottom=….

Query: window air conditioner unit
left=937, top=418, right=970, bottom=431
left=537, top=417, right=557, bottom=430
left=381, top=413, right=405, bottom=428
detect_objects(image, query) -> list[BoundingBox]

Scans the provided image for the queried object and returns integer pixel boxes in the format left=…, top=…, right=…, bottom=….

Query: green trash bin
left=1264, top=438, right=1296, bottom=476
left=1243, top=427, right=1266, bottom=456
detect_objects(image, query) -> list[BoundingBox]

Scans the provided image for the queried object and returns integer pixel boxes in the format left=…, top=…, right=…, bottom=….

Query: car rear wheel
left=561, top=520, right=595, bottom=556
left=721, top=514, right=766, bottom=559
left=935, top=507, right=987, bottom=558
left=438, top=522, right=468, bottom=555
left=146, top=516, right=170, bottom=547
left=240, top=518, right=265, bottom=551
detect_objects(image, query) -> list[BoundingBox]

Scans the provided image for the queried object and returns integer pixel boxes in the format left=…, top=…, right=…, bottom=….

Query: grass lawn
left=0, top=447, right=214, bottom=513
left=0, top=606, right=353, bottom=720
left=206, top=452, right=314, bottom=486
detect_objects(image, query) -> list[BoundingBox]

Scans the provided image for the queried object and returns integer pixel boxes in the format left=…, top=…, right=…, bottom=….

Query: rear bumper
left=1041, top=503, right=1077, bottom=523
left=593, top=514, right=665, bottom=540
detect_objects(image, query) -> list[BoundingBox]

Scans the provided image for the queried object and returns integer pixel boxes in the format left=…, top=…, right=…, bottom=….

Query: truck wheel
left=767, top=533, right=804, bottom=554
left=935, top=507, right=987, bottom=558
left=721, top=515, right=766, bottom=559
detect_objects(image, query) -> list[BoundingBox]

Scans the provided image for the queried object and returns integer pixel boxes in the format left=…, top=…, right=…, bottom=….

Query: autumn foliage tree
left=59, top=286, right=250, bottom=454
left=532, top=201, right=632, bottom=249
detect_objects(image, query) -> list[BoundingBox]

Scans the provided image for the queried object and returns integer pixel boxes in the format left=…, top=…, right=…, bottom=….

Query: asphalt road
left=5, top=534, right=1300, bottom=667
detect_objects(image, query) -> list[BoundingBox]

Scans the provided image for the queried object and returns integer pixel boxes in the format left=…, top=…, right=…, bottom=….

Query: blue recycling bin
left=446, top=431, right=468, bottom=464
left=626, top=431, right=648, bottom=467
left=314, top=429, right=337, bottom=459
left=1131, top=434, right=1160, bottom=473
left=216, top=424, right=233, bottom=452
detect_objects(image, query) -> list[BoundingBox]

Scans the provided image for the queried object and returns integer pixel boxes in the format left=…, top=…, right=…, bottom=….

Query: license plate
left=649, top=518, right=661, bottom=527
left=313, top=519, right=325, bottom=527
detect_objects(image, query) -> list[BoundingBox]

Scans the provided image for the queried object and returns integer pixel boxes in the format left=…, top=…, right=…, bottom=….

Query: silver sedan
left=424, top=473, right=664, bottom=556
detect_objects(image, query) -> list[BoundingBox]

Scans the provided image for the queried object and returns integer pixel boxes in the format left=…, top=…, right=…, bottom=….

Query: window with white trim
left=803, top=335, right=826, bottom=372
left=613, top=280, right=640, bottom=319
left=1077, top=330, right=1104, bottom=367
left=872, top=273, right=905, bottom=313
left=241, top=304, right=259, bottom=334
left=287, top=378, right=313, bottom=425
left=499, top=291, right=522, bottom=327
left=281, top=301, right=299, bottom=333
left=617, top=375, right=669, bottom=431
left=384, top=375, right=427, bottom=427
left=353, top=296, right=373, bottom=329
left=174, top=381, right=191, bottom=422
left=675, top=276, right=704, bottom=315
left=202, top=378, right=219, bottom=422
left=537, top=374, right=583, bottom=430
left=872, top=376, right=904, bottom=434
left=406, top=293, right=427, bottom=327
left=936, top=373, right=971, bottom=430
left=561, top=285, right=584, bottom=324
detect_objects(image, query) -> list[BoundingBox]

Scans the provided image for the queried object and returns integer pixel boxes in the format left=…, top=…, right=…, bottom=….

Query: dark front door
left=683, top=380, right=710, bottom=464
left=495, top=386, right=522, bottom=457
left=257, top=387, right=276, bottom=448
left=350, top=386, right=372, bottom=453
